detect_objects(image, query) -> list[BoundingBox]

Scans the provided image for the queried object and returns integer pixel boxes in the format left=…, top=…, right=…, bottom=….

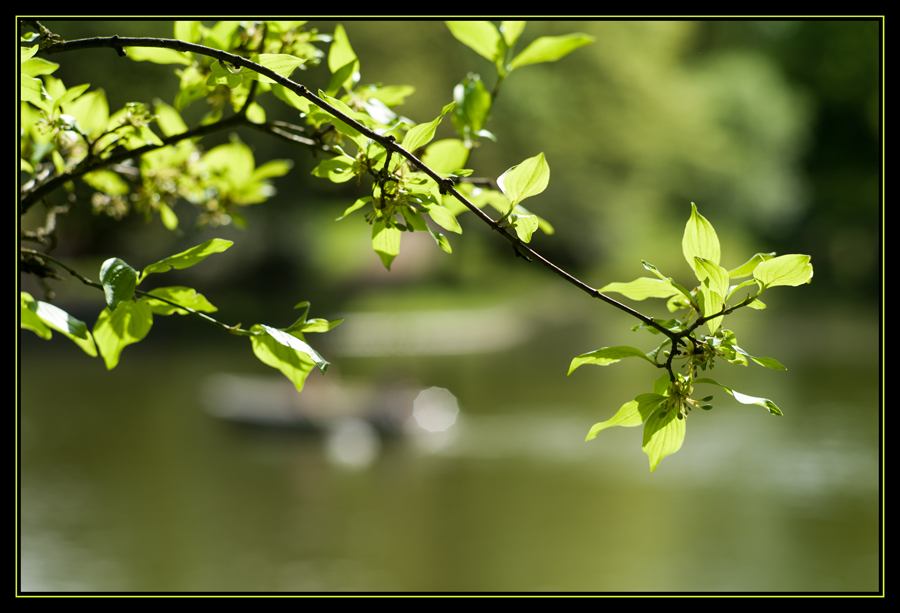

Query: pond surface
left=18, top=303, right=881, bottom=593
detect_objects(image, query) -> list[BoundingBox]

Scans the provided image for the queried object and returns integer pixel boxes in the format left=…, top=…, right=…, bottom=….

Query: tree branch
left=28, top=33, right=680, bottom=340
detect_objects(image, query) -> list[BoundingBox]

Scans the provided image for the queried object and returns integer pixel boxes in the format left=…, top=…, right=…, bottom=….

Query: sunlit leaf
left=99, top=257, right=138, bottom=310
left=642, top=402, right=686, bottom=471
left=753, top=254, right=813, bottom=289
left=585, top=393, right=667, bottom=440
left=568, top=346, right=656, bottom=375
left=402, top=101, right=455, bottom=153
left=372, top=218, right=401, bottom=270
left=139, top=238, right=234, bottom=281
left=694, top=378, right=783, bottom=415
left=497, top=152, right=549, bottom=213
left=248, top=53, right=306, bottom=83
left=508, top=33, right=595, bottom=70
left=445, top=21, right=503, bottom=64
left=143, top=286, right=218, bottom=316
left=92, top=300, right=153, bottom=370
left=599, top=277, right=682, bottom=301
left=728, top=252, right=776, bottom=279
left=683, top=202, right=720, bottom=275
left=124, top=46, right=192, bottom=65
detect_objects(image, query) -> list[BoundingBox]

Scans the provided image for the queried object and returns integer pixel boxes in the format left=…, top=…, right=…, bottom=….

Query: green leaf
left=728, top=252, right=776, bottom=279
left=421, top=139, right=470, bottom=175
left=694, top=378, right=783, bottom=415
left=325, top=59, right=357, bottom=97
left=585, top=393, right=667, bottom=440
left=152, top=99, right=188, bottom=137
left=316, top=92, right=370, bottom=150
left=753, top=254, right=814, bottom=289
left=248, top=53, right=306, bottom=83
left=143, top=286, right=218, bottom=316
left=20, top=292, right=97, bottom=356
left=642, top=402, right=686, bottom=471
left=497, top=152, right=550, bottom=213
left=508, top=33, right=595, bottom=70
left=499, top=21, right=527, bottom=47
left=336, top=196, right=372, bottom=220
left=92, top=300, right=153, bottom=370
left=99, top=257, right=138, bottom=310
left=139, top=238, right=234, bottom=281
left=682, top=203, right=720, bottom=274
left=568, top=346, right=656, bottom=375
left=20, top=293, right=52, bottom=339
left=249, top=324, right=328, bottom=392
left=66, top=89, right=109, bottom=138
left=694, top=256, right=730, bottom=333
left=124, top=46, right=192, bottom=65
left=451, top=74, right=492, bottom=142
left=599, top=277, right=682, bottom=301
left=421, top=200, right=462, bottom=234
left=445, top=21, right=503, bottom=64
left=20, top=73, right=47, bottom=107
left=311, top=154, right=358, bottom=183
left=730, top=346, right=787, bottom=370
left=21, top=56, right=60, bottom=78
left=509, top=213, right=539, bottom=243
left=641, top=261, right=696, bottom=306
left=372, top=218, right=402, bottom=270
left=328, top=24, right=359, bottom=90
left=402, top=102, right=455, bottom=153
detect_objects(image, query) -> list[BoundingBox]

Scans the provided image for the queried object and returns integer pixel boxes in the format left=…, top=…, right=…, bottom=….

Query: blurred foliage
left=22, top=20, right=880, bottom=314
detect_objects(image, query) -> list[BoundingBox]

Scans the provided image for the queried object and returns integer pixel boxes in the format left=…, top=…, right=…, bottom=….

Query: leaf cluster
left=570, top=203, right=812, bottom=470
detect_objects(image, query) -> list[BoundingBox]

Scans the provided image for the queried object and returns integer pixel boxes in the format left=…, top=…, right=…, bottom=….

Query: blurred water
left=18, top=306, right=880, bottom=593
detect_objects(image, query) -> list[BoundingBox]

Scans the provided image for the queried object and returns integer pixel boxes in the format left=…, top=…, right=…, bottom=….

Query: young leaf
left=99, top=257, right=138, bottom=310
left=421, top=139, right=470, bottom=175
left=642, top=403, right=686, bottom=471
left=336, top=196, right=372, bottom=221
left=585, top=393, right=667, bottom=440
left=372, top=218, right=402, bottom=270
left=568, top=346, right=656, bottom=375
left=694, top=378, right=783, bottom=415
left=327, top=24, right=359, bottom=92
left=508, top=33, right=595, bottom=70
left=92, top=300, right=153, bottom=370
left=497, top=152, right=549, bottom=213
left=249, top=324, right=328, bottom=392
left=499, top=21, right=527, bottom=47
left=247, top=53, right=306, bottom=83
left=402, top=102, right=455, bottom=153
left=420, top=200, right=462, bottom=234
left=20, top=292, right=97, bottom=356
left=753, top=254, right=814, bottom=289
left=445, top=21, right=503, bottom=64
left=694, top=256, right=730, bottom=333
left=730, top=346, right=787, bottom=370
left=682, top=202, right=720, bottom=274
left=139, top=238, right=234, bottom=281
left=143, top=286, right=218, bottom=316
left=509, top=213, right=539, bottom=243
left=728, top=252, right=776, bottom=279
left=599, top=277, right=682, bottom=301
left=641, top=261, right=695, bottom=306
left=452, top=75, right=492, bottom=143
left=124, top=47, right=192, bottom=65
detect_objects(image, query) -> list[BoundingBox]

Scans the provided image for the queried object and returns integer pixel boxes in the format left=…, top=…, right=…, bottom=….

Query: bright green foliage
left=21, top=292, right=96, bottom=357
left=20, top=21, right=812, bottom=473
left=572, top=204, right=812, bottom=471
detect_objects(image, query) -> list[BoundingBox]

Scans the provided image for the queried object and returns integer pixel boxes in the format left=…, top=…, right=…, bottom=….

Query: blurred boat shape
left=201, top=372, right=459, bottom=437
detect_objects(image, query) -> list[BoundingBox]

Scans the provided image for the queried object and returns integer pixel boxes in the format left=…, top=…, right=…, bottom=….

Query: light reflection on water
left=18, top=312, right=880, bottom=593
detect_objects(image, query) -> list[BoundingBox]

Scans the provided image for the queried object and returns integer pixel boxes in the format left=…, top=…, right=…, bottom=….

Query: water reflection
left=18, top=309, right=880, bottom=593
